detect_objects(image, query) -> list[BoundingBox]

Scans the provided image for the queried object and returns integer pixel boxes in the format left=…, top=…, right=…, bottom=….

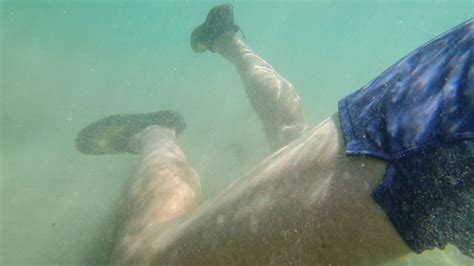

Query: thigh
left=151, top=115, right=410, bottom=265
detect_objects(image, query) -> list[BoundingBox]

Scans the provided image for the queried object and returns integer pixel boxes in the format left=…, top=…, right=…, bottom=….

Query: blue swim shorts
left=338, top=19, right=473, bottom=257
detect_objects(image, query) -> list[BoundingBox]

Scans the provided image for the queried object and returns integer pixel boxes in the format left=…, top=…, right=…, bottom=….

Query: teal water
left=1, top=1, right=473, bottom=265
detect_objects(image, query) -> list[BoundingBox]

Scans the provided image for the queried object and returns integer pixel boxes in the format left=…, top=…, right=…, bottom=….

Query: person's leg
left=150, top=14, right=473, bottom=265
left=192, top=4, right=309, bottom=150
left=216, top=34, right=309, bottom=150
left=150, top=115, right=411, bottom=265
left=109, top=126, right=201, bottom=265
left=75, top=112, right=200, bottom=265
left=114, top=6, right=404, bottom=265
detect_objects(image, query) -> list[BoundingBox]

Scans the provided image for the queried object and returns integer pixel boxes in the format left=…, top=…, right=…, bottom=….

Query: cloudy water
left=1, top=0, right=473, bottom=265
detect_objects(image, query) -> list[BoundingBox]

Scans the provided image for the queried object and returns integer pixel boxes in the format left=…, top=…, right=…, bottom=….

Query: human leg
left=143, top=6, right=407, bottom=264
left=110, top=126, right=200, bottom=265
left=148, top=11, right=474, bottom=266
left=75, top=112, right=200, bottom=265
left=150, top=115, right=410, bottom=265
left=75, top=113, right=408, bottom=266
left=192, top=4, right=309, bottom=150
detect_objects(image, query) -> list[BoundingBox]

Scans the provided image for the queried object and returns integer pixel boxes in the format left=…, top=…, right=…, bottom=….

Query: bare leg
left=213, top=33, right=309, bottom=150
left=109, top=16, right=308, bottom=263
left=151, top=116, right=410, bottom=265
left=110, top=12, right=409, bottom=265
left=110, top=126, right=200, bottom=265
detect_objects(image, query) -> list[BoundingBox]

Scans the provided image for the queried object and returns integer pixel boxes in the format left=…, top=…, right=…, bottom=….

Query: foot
left=75, top=111, right=185, bottom=155
left=190, top=4, right=240, bottom=53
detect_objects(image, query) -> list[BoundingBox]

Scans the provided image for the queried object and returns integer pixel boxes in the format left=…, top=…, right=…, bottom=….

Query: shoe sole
left=190, top=4, right=236, bottom=53
left=75, top=111, right=185, bottom=155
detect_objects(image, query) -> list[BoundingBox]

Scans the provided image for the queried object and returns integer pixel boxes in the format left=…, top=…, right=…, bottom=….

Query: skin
left=211, top=33, right=310, bottom=150
left=150, top=115, right=410, bottom=265
left=109, top=33, right=411, bottom=265
left=110, top=127, right=201, bottom=265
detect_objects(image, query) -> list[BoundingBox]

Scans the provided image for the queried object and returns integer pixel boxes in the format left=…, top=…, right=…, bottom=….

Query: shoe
left=190, top=4, right=240, bottom=52
left=75, top=111, right=185, bottom=155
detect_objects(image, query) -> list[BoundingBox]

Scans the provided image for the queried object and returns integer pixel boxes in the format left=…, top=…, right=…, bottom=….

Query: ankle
left=213, top=35, right=247, bottom=62
left=129, top=125, right=176, bottom=154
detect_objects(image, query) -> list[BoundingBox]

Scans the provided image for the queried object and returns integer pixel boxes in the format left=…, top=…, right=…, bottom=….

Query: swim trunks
left=338, top=19, right=474, bottom=257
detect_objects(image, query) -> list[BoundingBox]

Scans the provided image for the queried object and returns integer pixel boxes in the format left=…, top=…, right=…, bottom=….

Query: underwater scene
left=1, top=0, right=473, bottom=265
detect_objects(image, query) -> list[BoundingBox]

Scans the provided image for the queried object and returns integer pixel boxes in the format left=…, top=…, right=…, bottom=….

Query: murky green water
left=1, top=1, right=473, bottom=265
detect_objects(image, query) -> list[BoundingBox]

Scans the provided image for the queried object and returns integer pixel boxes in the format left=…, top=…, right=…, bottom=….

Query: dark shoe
left=190, top=4, right=240, bottom=52
left=75, top=111, right=185, bottom=155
